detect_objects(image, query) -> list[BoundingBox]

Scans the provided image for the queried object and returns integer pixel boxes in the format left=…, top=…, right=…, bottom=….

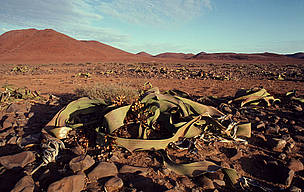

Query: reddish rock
left=47, top=174, right=86, bottom=192
left=6, top=103, right=29, bottom=113
left=88, top=162, right=118, bottom=181
left=0, top=151, right=35, bottom=169
left=288, top=159, right=304, bottom=172
left=104, top=176, right=124, bottom=192
left=198, top=176, right=215, bottom=190
left=2, top=115, right=16, bottom=129
left=119, top=165, right=149, bottom=175
left=69, top=155, right=95, bottom=173
left=11, top=175, right=35, bottom=192
left=180, top=177, right=195, bottom=188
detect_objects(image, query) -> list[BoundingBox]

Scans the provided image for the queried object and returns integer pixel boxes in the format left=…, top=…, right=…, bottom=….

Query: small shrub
left=11, top=65, right=29, bottom=73
left=74, top=83, right=139, bottom=104
left=74, top=72, right=92, bottom=78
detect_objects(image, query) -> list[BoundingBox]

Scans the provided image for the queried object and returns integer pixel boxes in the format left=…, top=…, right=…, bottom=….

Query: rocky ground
left=0, top=60, right=303, bottom=192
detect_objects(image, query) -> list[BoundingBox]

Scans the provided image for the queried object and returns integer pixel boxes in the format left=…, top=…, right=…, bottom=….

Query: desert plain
left=0, top=29, right=303, bottom=191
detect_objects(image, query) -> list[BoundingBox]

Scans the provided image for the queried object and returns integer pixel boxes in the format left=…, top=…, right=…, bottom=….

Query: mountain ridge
left=0, top=28, right=303, bottom=63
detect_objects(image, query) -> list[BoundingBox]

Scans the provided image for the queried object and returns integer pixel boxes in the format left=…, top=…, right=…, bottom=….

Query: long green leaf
left=176, top=96, right=224, bottom=117
left=235, top=123, right=251, bottom=138
left=113, top=115, right=202, bottom=151
left=104, top=105, right=131, bottom=133
left=165, top=159, right=221, bottom=177
left=44, top=97, right=105, bottom=138
left=49, top=127, right=73, bottom=139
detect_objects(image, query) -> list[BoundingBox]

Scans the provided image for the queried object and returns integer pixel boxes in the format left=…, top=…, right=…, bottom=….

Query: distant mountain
left=154, top=52, right=195, bottom=59
left=1, top=28, right=302, bottom=64
left=0, top=28, right=134, bottom=63
left=192, top=52, right=250, bottom=60
left=190, top=52, right=296, bottom=61
left=136, top=51, right=152, bottom=57
left=285, top=52, right=304, bottom=59
left=254, top=52, right=283, bottom=57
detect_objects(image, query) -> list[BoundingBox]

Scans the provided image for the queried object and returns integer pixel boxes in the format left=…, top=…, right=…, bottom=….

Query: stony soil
left=0, top=60, right=303, bottom=192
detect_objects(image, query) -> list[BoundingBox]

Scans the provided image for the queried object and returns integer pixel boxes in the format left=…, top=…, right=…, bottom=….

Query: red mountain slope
left=0, top=28, right=134, bottom=63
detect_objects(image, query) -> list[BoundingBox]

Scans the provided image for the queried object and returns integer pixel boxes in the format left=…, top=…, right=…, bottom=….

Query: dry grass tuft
left=74, top=83, right=139, bottom=104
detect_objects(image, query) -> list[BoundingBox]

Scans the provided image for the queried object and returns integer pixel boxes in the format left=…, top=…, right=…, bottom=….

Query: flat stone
left=129, top=175, right=159, bottom=192
left=104, top=176, right=124, bottom=192
left=71, top=145, right=85, bottom=155
left=88, top=162, right=118, bottom=181
left=69, top=155, right=95, bottom=173
left=288, top=159, right=304, bottom=172
left=0, top=151, right=35, bottom=169
left=198, top=176, right=215, bottom=190
left=6, top=103, right=29, bottom=113
left=180, top=177, right=195, bottom=188
left=119, top=165, right=149, bottom=175
left=11, top=175, right=35, bottom=192
left=2, top=115, right=16, bottom=129
left=47, top=174, right=86, bottom=192
left=86, top=182, right=100, bottom=192
left=109, top=155, right=120, bottom=162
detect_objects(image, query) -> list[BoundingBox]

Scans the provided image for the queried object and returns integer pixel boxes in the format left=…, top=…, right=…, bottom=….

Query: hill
left=191, top=52, right=297, bottom=61
left=0, top=28, right=134, bottom=63
left=154, top=52, right=194, bottom=59
left=285, top=52, right=304, bottom=59
left=136, top=51, right=152, bottom=57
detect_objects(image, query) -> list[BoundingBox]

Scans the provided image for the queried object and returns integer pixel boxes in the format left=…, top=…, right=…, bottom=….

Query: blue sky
left=0, top=0, right=303, bottom=55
